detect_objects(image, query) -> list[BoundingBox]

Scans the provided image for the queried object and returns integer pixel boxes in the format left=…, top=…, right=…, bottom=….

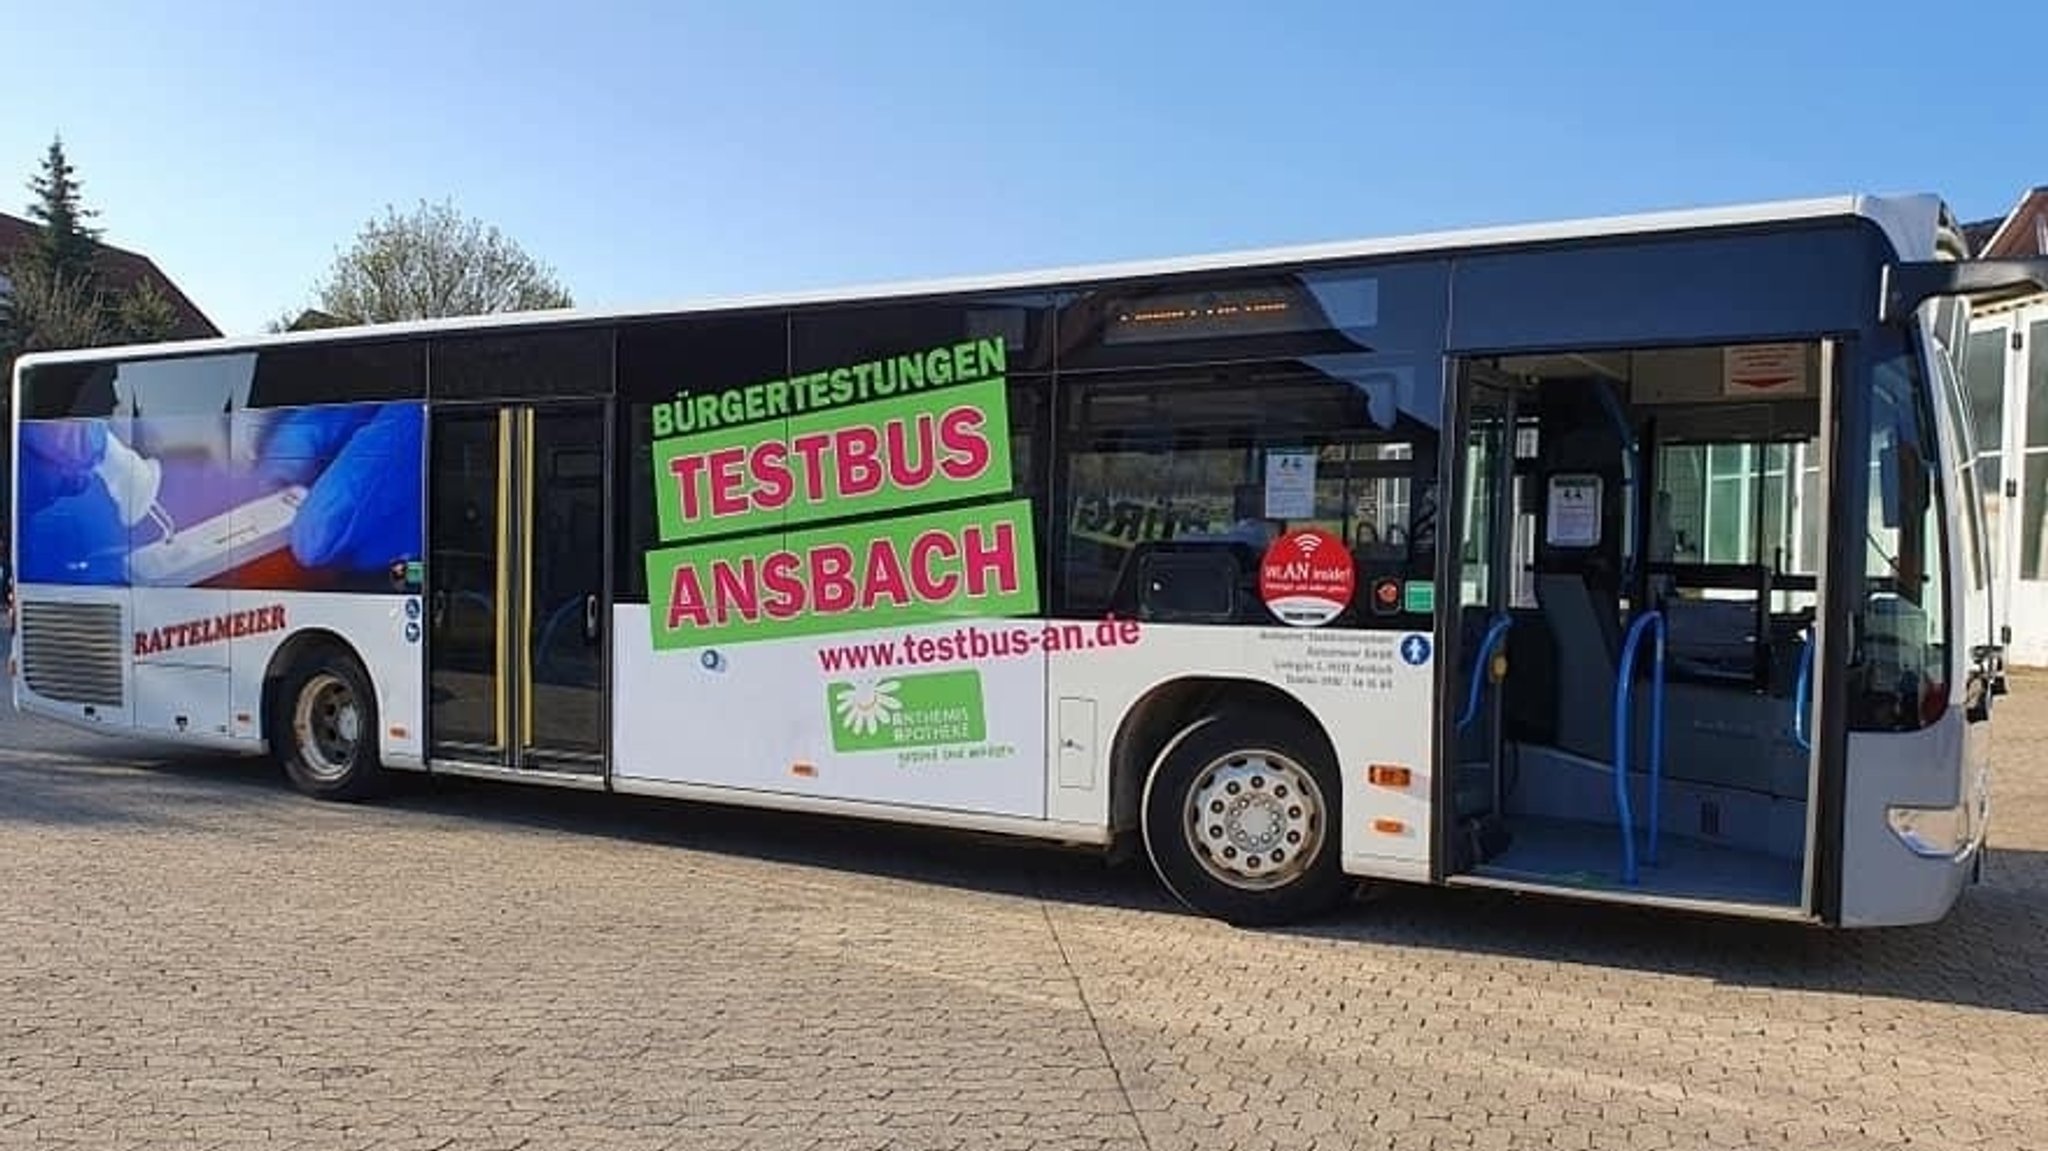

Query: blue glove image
left=15, top=420, right=128, bottom=585
left=255, top=404, right=424, bottom=572
left=18, top=420, right=111, bottom=515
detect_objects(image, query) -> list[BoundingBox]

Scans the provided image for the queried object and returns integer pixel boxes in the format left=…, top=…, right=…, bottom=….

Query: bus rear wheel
left=274, top=648, right=386, bottom=801
left=1140, top=709, right=1349, bottom=926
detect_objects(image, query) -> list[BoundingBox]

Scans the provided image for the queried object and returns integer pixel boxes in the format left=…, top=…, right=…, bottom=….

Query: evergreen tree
left=21, top=135, right=102, bottom=289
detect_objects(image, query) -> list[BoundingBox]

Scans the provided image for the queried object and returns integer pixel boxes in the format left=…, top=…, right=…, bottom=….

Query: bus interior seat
left=1499, top=611, right=1557, bottom=743
left=1533, top=568, right=1623, bottom=762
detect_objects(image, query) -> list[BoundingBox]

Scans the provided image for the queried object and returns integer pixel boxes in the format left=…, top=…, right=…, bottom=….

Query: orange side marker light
left=1367, top=764, right=1411, bottom=788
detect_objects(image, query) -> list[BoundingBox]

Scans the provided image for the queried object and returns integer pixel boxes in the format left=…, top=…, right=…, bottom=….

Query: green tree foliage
left=19, top=135, right=102, bottom=287
left=114, top=278, right=179, bottom=343
left=1, top=262, right=106, bottom=354
left=303, top=198, right=573, bottom=324
left=1, top=136, right=188, bottom=359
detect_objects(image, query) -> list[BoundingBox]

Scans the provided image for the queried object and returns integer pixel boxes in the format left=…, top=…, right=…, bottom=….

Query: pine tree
left=21, top=135, right=102, bottom=289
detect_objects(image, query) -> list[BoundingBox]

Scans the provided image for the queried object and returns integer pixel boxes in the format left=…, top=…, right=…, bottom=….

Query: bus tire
left=1140, top=709, right=1348, bottom=927
left=273, top=648, right=386, bottom=801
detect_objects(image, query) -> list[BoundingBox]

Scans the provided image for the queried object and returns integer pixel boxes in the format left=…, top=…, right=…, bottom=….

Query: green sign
left=645, top=499, right=1040, bottom=649
left=652, top=378, right=1013, bottom=542
left=827, top=669, right=988, bottom=752
left=1403, top=580, right=1435, bottom=614
left=641, top=336, right=1041, bottom=651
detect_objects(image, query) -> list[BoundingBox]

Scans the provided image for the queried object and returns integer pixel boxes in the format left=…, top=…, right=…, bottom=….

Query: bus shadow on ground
left=383, top=768, right=2048, bottom=1018
left=12, top=748, right=2045, bottom=1016
left=0, top=749, right=286, bottom=831
left=1291, top=866, right=2048, bottom=1017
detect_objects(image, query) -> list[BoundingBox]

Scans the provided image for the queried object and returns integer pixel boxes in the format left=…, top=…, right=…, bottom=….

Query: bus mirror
left=1881, top=258, right=2048, bottom=325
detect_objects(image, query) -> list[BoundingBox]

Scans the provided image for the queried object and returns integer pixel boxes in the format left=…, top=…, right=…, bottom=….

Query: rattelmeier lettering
left=134, top=605, right=286, bottom=657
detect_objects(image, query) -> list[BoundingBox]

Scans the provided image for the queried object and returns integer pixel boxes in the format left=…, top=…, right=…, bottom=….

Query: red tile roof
left=0, top=210, right=220, bottom=339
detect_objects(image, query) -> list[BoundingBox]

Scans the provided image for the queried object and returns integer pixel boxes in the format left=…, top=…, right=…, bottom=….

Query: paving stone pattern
left=4, top=663, right=2047, bottom=1149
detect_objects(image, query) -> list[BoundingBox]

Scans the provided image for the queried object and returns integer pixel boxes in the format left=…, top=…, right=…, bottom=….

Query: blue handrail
left=1456, top=614, right=1515, bottom=731
left=1613, top=610, right=1667, bottom=885
left=1790, top=627, right=1815, bottom=752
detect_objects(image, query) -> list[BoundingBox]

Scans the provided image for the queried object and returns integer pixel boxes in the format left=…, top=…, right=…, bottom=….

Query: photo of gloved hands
left=251, top=405, right=424, bottom=573
left=16, top=402, right=424, bottom=591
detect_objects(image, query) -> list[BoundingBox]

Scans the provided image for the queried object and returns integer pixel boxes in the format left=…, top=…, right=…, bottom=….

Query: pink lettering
left=707, top=447, right=749, bottom=517
left=749, top=441, right=792, bottom=511
left=861, top=537, right=912, bottom=610
left=909, top=531, right=959, bottom=601
left=961, top=522, right=1020, bottom=597
left=761, top=551, right=806, bottom=619
left=885, top=413, right=938, bottom=490
left=667, top=454, right=709, bottom=522
left=711, top=556, right=759, bottom=623
left=791, top=433, right=833, bottom=503
left=937, top=407, right=990, bottom=481
left=667, top=565, right=710, bottom=631
left=836, top=425, right=884, bottom=498
left=810, top=544, right=857, bottom=614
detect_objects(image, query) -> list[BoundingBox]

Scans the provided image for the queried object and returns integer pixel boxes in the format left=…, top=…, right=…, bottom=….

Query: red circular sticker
left=1259, top=529, right=1355, bottom=627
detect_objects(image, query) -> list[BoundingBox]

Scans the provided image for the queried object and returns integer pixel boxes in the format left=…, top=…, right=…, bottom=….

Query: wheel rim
left=1183, top=748, right=1326, bottom=891
left=293, top=672, right=361, bottom=782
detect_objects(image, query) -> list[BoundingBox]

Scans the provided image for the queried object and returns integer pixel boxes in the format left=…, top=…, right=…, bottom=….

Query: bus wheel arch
left=1112, top=677, right=1349, bottom=925
left=262, top=630, right=388, bottom=802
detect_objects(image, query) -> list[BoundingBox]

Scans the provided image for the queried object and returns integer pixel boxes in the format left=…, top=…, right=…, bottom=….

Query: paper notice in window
left=1264, top=450, right=1317, bottom=519
left=1546, top=473, right=1603, bottom=548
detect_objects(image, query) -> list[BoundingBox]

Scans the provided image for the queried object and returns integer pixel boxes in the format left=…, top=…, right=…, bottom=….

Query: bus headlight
left=1886, top=802, right=1972, bottom=859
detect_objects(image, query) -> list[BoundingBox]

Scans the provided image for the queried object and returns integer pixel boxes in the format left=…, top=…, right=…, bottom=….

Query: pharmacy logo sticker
left=1258, top=528, right=1355, bottom=627
left=828, top=670, right=987, bottom=753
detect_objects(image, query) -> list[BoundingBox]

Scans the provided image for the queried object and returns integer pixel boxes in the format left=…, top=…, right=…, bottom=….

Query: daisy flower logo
left=833, top=678, right=902, bottom=736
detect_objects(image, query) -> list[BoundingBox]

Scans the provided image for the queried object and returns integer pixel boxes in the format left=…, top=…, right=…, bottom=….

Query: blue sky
left=2, top=1, right=2041, bottom=336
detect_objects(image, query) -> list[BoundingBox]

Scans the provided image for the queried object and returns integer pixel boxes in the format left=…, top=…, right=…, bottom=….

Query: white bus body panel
left=612, top=606, right=1051, bottom=819
left=1043, top=624, right=1438, bottom=882
left=611, top=605, right=1435, bottom=878
left=15, top=584, right=426, bottom=770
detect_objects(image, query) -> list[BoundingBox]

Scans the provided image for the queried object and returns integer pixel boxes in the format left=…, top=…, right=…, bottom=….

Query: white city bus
left=12, top=194, right=2041, bottom=927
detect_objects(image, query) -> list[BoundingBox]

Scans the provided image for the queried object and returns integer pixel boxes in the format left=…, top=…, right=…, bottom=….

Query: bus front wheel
left=1140, top=709, right=1349, bottom=927
left=273, top=649, right=386, bottom=801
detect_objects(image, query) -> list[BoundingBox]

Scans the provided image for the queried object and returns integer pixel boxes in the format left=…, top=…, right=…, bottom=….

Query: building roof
left=1970, top=186, right=2048, bottom=258
left=1961, top=217, right=2005, bottom=255
left=0, top=211, right=220, bottom=339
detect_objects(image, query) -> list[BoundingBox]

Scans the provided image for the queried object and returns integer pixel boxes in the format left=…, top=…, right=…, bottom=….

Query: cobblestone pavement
left=4, top=664, right=2047, bottom=1150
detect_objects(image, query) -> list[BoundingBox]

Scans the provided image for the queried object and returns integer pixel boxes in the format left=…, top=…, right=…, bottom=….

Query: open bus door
left=1439, top=362, right=1525, bottom=873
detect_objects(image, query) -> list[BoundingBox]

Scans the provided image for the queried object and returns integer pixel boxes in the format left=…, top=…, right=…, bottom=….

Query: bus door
left=1442, top=363, right=1522, bottom=867
left=427, top=403, right=610, bottom=777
